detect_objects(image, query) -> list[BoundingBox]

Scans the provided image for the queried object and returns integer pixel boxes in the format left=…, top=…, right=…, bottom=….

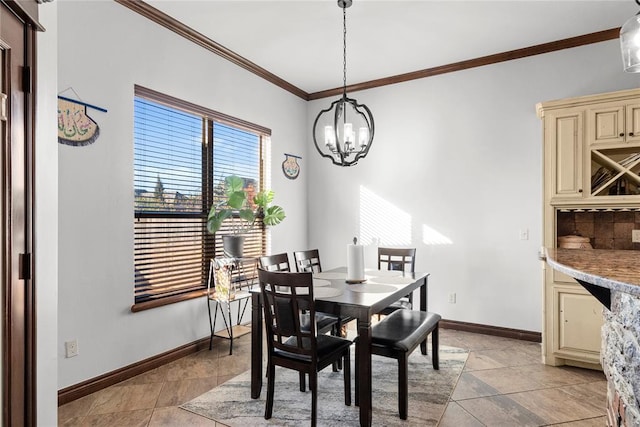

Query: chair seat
left=275, top=334, right=353, bottom=363
left=371, top=309, right=441, bottom=352
left=378, top=297, right=411, bottom=313
left=301, top=312, right=339, bottom=334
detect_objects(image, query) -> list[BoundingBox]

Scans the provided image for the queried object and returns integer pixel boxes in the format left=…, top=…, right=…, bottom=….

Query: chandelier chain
left=343, top=4, right=347, bottom=98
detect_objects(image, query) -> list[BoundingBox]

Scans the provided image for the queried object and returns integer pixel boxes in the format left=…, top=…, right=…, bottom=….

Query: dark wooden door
left=1, top=4, right=35, bottom=426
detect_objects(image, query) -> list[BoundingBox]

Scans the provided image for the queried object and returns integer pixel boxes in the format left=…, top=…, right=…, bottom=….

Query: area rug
left=181, top=345, right=468, bottom=426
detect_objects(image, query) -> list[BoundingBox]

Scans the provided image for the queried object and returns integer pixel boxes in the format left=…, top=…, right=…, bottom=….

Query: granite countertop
left=545, top=248, right=640, bottom=297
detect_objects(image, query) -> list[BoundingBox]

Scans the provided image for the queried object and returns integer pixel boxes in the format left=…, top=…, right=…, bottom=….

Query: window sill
left=131, top=289, right=207, bottom=312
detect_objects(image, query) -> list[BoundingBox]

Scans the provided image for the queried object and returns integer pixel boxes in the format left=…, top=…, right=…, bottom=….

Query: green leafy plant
left=207, top=175, right=286, bottom=235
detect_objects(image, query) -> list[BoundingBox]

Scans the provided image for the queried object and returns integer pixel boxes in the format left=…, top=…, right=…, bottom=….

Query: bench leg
left=343, top=348, right=351, bottom=407
left=432, top=324, right=439, bottom=370
left=398, top=352, right=408, bottom=420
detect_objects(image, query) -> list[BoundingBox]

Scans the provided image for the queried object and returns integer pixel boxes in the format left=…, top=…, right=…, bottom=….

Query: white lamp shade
left=343, top=123, right=353, bottom=143
left=324, top=125, right=335, bottom=147
left=358, top=127, right=368, bottom=147
left=621, top=13, right=640, bottom=72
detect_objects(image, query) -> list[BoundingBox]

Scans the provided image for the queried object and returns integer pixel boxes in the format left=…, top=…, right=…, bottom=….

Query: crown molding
left=114, top=0, right=309, bottom=100
left=115, top=1, right=620, bottom=102
left=308, top=27, right=621, bottom=100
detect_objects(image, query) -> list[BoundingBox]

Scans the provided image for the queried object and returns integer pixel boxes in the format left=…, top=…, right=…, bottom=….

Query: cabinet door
left=547, top=111, right=584, bottom=198
left=587, top=101, right=640, bottom=197
left=554, top=287, right=603, bottom=361
left=625, top=102, right=640, bottom=143
left=588, top=103, right=625, bottom=145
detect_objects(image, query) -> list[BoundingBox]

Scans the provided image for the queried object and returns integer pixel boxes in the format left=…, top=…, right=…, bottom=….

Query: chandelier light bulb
left=324, top=125, right=335, bottom=148
left=358, top=127, right=368, bottom=147
left=343, top=123, right=353, bottom=144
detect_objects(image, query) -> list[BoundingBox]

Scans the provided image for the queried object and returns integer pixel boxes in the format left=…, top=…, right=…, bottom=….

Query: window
left=133, top=85, right=270, bottom=311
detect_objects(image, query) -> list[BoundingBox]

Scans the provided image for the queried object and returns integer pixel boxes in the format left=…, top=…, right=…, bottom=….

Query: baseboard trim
left=58, top=337, right=210, bottom=406
left=59, top=320, right=540, bottom=405
left=440, top=319, right=541, bottom=343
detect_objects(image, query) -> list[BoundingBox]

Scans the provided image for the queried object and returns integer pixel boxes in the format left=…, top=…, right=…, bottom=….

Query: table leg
left=420, top=275, right=428, bottom=312
left=251, top=292, right=262, bottom=399
left=357, top=316, right=372, bottom=427
left=420, top=276, right=428, bottom=354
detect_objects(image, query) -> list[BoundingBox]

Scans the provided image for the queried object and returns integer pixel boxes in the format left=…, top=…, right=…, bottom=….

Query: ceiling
left=145, top=1, right=637, bottom=95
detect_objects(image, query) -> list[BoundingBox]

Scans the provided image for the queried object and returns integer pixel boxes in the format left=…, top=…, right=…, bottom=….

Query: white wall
left=55, top=0, right=640, bottom=393
left=307, top=40, right=640, bottom=333
left=57, top=2, right=308, bottom=389
left=36, top=2, right=59, bottom=425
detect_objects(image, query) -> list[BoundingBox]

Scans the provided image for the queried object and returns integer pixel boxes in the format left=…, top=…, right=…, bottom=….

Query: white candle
left=344, top=123, right=353, bottom=144
left=324, top=125, right=335, bottom=148
left=359, top=127, right=368, bottom=147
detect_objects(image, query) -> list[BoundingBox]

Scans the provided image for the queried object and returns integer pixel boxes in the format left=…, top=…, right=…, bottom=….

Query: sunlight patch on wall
left=422, top=224, right=453, bottom=245
left=360, top=186, right=411, bottom=245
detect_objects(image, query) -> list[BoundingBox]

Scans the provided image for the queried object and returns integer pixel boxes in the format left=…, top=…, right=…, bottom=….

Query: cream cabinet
left=544, top=109, right=584, bottom=199
left=587, top=101, right=640, bottom=145
left=541, top=244, right=603, bottom=369
left=553, top=285, right=603, bottom=363
left=538, top=88, right=640, bottom=205
left=537, top=88, right=640, bottom=370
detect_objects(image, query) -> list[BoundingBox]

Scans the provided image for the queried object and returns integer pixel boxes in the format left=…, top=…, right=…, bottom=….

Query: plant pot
left=222, top=235, right=245, bottom=258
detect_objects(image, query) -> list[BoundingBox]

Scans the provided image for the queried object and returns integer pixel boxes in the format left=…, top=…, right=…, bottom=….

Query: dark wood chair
left=258, top=269, right=352, bottom=426
left=376, top=247, right=416, bottom=316
left=258, top=253, right=292, bottom=272
left=293, top=249, right=323, bottom=273
left=355, top=309, right=440, bottom=420
left=259, top=252, right=342, bottom=387
left=259, top=253, right=338, bottom=336
left=294, top=248, right=354, bottom=368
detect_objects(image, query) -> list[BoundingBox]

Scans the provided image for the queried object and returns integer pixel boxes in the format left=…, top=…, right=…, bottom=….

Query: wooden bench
left=355, top=309, right=441, bottom=420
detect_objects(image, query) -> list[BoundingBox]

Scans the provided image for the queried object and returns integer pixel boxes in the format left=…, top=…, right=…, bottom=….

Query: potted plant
left=207, top=175, right=286, bottom=257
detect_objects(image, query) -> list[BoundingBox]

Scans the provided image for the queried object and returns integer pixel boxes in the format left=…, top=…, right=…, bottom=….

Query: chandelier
left=312, top=0, right=374, bottom=167
left=621, top=0, right=640, bottom=72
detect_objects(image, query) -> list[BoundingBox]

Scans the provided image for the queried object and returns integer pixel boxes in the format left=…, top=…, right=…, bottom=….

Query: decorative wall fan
left=57, top=94, right=107, bottom=146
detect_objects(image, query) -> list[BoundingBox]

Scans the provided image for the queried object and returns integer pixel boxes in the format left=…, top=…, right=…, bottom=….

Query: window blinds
left=133, top=88, right=266, bottom=306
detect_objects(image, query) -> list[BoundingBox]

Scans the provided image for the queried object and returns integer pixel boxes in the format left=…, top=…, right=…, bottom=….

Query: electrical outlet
left=519, top=229, right=529, bottom=240
left=633, top=230, right=640, bottom=243
left=65, top=340, right=78, bottom=358
left=448, top=293, right=456, bottom=304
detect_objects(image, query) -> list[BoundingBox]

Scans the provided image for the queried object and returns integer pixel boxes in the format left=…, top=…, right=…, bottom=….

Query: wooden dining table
left=250, top=266, right=430, bottom=427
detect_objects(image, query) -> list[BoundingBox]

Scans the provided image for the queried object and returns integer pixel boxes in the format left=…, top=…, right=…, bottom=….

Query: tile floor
left=58, top=329, right=606, bottom=426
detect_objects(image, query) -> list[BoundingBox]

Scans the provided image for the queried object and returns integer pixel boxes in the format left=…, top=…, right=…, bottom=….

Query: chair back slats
left=273, top=296, right=299, bottom=336
left=378, top=247, right=416, bottom=273
left=293, top=249, right=322, bottom=273
left=259, top=253, right=291, bottom=272
left=258, top=269, right=317, bottom=360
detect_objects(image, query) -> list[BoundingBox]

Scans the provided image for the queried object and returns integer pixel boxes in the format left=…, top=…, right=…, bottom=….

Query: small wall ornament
left=57, top=94, right=107, bottom=147
left=282, top=153, right=301, bottom=180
